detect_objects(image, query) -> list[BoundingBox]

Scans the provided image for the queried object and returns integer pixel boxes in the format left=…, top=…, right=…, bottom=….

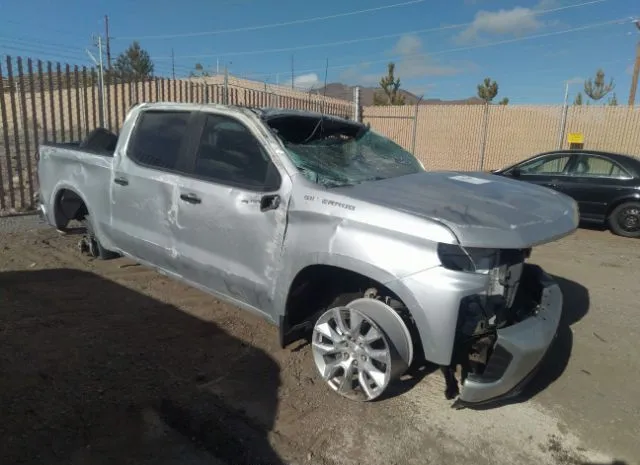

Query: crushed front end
left=437, top=244, right=563, bottom=407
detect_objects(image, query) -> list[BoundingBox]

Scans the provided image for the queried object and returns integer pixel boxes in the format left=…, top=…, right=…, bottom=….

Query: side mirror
left=510, top=167, right=522, bottom=178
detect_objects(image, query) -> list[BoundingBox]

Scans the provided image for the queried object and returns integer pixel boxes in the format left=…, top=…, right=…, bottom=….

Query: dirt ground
left=0, top=215, right=638, bottom=465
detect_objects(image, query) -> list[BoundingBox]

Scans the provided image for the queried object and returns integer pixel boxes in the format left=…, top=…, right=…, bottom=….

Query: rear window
left=127, top=110, right=192, bottom=171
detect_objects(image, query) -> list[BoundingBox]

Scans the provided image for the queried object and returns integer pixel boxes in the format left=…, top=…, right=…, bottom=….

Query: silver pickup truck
left=37, top=102, right=579, bottom=406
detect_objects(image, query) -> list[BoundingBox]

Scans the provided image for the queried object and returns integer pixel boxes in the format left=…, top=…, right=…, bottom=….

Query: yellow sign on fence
left=567, top=132, right=584, bottom=144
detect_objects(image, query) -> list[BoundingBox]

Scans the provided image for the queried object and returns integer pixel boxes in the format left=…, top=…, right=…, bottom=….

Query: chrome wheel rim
left=618, top=207, right=640, bottom=232
left=312, top=306, right=392, bottom=401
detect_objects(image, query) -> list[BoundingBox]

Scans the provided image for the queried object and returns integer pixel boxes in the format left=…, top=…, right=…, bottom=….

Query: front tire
left=311, top=295, right=414, bottom=402
left=608, top=201, right=640, bottom=238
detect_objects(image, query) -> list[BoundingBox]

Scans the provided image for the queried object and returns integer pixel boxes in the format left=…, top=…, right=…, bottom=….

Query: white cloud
left=392, top=34, right=422, bottom=56
left=339, top=34, right=470, bottom=86
left=456, top=6, right=543, bottom=43
left=283, top=72, right=321, bottom=90
left=455, top=0, right=563, bottom=44
left=566, top=76, right=584, bottom=84
left=535, top=0, right=559, bottom=10
left=339, top=63, right=377, bottom=85
left=394, top=34, right=473, bottom=79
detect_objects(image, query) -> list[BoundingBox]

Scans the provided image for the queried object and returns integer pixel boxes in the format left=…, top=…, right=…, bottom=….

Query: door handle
left=180, top=193, right=202, bottom=204
left=114, top=177, right=128, bottom=186
left=260, top=194, right=280, bottom=212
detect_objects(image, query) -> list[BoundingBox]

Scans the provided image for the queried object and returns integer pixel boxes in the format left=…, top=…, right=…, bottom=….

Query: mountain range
left=315, top=83, right=486, bottom=106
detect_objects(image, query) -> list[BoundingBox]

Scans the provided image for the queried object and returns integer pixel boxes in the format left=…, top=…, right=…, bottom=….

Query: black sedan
left=491, top=149, right=640, bottom=238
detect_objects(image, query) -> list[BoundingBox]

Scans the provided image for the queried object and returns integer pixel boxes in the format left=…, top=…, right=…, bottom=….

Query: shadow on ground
left=581, top=461, right=628, bottom=465
left=0, top=268, right=284, bottom=465
left=521, top=274, right=590, bottom=401
left=578, top=220, right=609, bottom=233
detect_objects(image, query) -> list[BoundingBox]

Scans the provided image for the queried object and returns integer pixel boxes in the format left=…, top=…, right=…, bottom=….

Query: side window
left=127, top=110, right=191, bottom=171
left=570, top=155, right=631, bottom=179
left=517, top=155, right=572, bottom=175
left=193, top=114, right=275, bottom=189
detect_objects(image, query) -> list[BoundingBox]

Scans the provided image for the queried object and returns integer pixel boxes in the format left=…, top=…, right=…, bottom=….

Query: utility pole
left=86, top=35, right=106, bottom=127
left=629, top=19, right=640, bottom=107
left=104, top=15, right=111, bottom=70
left=171, top=48, right=175, bottom=79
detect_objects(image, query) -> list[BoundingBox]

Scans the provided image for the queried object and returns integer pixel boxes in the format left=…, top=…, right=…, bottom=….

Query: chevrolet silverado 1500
left=37, top=102, right=579, bottom=406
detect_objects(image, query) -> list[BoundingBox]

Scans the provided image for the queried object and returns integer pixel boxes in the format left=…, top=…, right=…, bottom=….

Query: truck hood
left=337, top=171, right=579, bottom=249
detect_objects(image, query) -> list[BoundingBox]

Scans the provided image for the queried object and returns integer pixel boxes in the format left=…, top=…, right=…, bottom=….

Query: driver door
left=173, top=110, right=292, bottom=317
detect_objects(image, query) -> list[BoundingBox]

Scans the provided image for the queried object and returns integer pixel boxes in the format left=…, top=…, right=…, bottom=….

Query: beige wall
left=362, top=104, right=640, bottom=172
left=2, top=71, right=640, bottom=212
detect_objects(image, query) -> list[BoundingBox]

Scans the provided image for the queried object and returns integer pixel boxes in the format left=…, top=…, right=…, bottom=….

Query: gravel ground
left=0, top=214, right=638, bottom=465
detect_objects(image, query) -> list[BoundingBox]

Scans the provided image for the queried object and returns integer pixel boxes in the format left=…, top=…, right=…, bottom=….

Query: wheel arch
left=52, top=184, right=91, bottom=230
left=605, top=193, right=640, bottom=220
left=280, top=261, right=424, bottom=360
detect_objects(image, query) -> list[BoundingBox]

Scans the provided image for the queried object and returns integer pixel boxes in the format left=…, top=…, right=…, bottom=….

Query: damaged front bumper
left=456, top=264, right=562, bottom=407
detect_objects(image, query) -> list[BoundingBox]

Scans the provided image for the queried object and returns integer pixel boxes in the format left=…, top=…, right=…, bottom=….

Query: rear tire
left=607, top=201, right=640, bottom=238
left=83, top=214, right=119, bottom=260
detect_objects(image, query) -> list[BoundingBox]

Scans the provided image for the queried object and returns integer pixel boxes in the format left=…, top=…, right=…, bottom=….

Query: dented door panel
left=174, top=177, right=290, bottom=315
left=109, top=155, right=181, bottom=274
left=173, top=109, right=293, bottom=318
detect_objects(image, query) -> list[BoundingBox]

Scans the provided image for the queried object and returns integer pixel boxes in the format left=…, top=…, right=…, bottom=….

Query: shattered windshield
left=265, top=114, right=424, bottom=187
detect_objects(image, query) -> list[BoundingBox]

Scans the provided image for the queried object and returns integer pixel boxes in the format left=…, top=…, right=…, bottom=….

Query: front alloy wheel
left=311, top=298, right=413, bottom=401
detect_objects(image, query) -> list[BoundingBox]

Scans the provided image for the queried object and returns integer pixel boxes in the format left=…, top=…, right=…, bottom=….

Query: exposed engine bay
left=443, top=247, right=542, bottom=404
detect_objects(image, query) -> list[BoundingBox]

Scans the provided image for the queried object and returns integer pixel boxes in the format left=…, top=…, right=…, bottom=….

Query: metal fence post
left=411, top=96, right=423, bottom=157
left=224, top=66, right=229, bottom=105
left=478, top=102, right=490, bottom=171
left=557, top=105, right=569, bottom=150
left=353, top=86, right=361, bottom=122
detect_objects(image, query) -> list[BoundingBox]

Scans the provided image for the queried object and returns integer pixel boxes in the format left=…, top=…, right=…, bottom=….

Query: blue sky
left=0, top=0, right=637, bottom=104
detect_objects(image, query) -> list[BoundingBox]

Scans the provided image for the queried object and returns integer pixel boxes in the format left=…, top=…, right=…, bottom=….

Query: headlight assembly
left=437, top=243, right=499, bottom=274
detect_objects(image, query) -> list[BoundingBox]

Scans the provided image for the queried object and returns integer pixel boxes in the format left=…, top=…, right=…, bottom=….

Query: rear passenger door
left=110, top=109, right=199, bottom=274
left=173, top=110, right=291, bottom=316
left=562, top=154, right=636, bottom=221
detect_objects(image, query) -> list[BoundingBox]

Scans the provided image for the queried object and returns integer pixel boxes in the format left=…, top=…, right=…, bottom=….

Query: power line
left=0, top=18, right=88, bottom=38
left=0, top=35, right=89, bottom=55
left=0, top=46, right=89, bottom=64
left=113, top=0, right=427, bottom=40
left=152, top=0, right=611, bottom=60
left=246, top=16, right=630, bottom=79
left=154, top=0, right=609, bottom=60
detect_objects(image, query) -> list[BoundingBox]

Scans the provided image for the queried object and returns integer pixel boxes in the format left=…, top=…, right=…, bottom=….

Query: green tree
left=573, top=92, right=583, bottom=105
left=498, top=97, right=509, bottom=105
left=608, top=92, right=618, bottom=106
left=373, top=62, right=406, bottom=106
left=189, top=63, right=210, bottom=78
left=113, top=41, right=154, bottom=80
left=477, top=77, right=499, bottom=103
left=583, top=69, right=615, bottom=102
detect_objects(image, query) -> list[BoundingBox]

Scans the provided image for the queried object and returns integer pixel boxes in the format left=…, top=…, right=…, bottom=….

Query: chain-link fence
left=3, top=54, right=640, bottom=216
left=363, top=104, right=640, bottom=173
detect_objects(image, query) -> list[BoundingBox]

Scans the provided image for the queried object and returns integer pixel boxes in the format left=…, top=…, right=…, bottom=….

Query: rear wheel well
left=53, top=188, right=88, bottom=230
left=282, top=265, right=422, bottom=355
left=606, top=197, right=640, bottom=221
